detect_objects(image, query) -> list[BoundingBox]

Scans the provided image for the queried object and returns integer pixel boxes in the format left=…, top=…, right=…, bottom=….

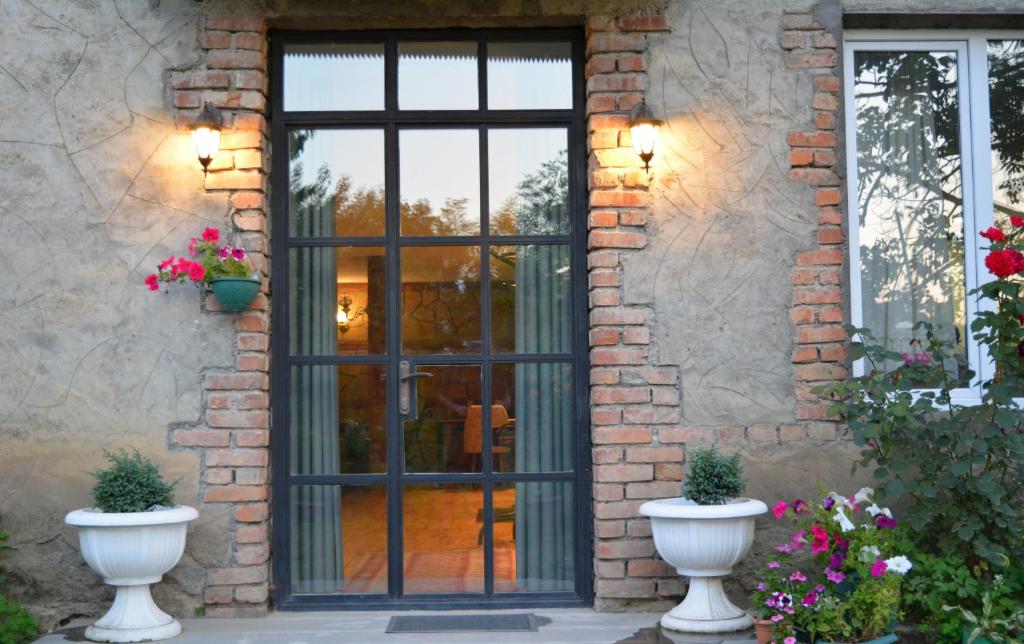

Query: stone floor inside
left=40, top=610, right=757, bottom=643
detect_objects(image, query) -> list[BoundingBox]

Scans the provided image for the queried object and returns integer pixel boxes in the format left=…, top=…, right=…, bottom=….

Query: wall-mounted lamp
left=192, top=102, right=223, bottom=175
left=336, top=294, right=365, bottom=335
left=629, top=99, right=663, bottom=173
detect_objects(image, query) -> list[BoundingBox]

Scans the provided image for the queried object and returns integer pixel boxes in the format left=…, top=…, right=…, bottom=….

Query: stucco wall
left=0, top=0, right=234, bottom=626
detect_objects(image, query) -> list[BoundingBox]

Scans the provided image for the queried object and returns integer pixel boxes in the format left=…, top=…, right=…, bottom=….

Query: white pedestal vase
left=65, top=505, right=199, bottom=643
left=639, top=497, right=767, bottom=633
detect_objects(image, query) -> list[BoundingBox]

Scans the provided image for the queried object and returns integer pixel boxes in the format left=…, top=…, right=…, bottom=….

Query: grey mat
left=386, top=613, right=538, bottom=633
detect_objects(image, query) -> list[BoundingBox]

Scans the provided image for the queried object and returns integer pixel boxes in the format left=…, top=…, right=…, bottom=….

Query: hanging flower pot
left=210, top=276, right=261, bottom=311
left=146, top=226, right=260, bottom=312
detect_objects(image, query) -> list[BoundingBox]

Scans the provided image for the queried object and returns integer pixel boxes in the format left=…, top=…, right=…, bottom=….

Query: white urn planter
left=65, top=505, right=199, bottom=643
left=639, top=497, right=767, bottom=633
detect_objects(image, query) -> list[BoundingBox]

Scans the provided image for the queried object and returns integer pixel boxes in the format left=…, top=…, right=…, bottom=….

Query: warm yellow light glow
left=192, top=126, right=221, bottom=170
left=630, top=122, right=659, bottom=169
left=336, top=305, right=349, bottom=327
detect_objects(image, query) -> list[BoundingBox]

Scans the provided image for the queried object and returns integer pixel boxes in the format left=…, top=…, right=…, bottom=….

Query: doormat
left=386, top=613, right=538, bottom=633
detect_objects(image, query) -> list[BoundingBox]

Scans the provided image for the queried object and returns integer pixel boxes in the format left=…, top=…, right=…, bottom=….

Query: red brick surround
left=170, top=15, right=272, bottom=617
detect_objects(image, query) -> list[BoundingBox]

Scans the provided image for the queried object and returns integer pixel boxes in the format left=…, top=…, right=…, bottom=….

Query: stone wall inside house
left=6, top=0, right=1023, bottom=628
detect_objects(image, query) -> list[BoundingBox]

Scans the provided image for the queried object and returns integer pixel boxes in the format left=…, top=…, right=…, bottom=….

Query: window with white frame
left=844, top=33, right=1024, bottom=399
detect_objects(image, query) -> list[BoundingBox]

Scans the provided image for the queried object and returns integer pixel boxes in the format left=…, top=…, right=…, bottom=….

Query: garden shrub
left=0, top=529, right=38, bottom=644
left=684, top=446, right=745, bottom=505
left=91, top=449, right=177, bottom=513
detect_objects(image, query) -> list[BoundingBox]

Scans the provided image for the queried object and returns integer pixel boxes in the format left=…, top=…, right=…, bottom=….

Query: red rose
left=985, top=248, right=1024, bottom=278
left=1011, top=215, right=1024, bottom=228
left=980, top=226, right=1007, bottom=242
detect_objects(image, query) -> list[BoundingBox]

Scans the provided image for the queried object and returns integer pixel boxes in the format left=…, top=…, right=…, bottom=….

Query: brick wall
left=583, top=13, right=687, bottom=607
left=170, top=15, right=272, bottom=618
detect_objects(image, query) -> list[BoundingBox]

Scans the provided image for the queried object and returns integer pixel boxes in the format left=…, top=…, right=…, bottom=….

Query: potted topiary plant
left=639, top=447, right=768, bottom=633
left=65, top=450, right=198, bottom=643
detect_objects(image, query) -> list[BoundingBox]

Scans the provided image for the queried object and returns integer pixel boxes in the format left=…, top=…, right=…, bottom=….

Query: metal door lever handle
left=399, top=361, right=432, bottom=416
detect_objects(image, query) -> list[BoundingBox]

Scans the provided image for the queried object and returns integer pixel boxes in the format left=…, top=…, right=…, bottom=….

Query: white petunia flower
left=833, top=508, right=855, bottom=532
left=866, top=503, right=881, bottom=517
left=885, top=556, right=912, bottom=575
left=854, top=487, right=874, bottom=504
left=860, top=545, right=881, bottom=562
left=828, top=491, right=855, bottom=510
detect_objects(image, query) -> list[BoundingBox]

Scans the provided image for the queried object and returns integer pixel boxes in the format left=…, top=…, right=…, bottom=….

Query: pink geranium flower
left=773, top=501, right=788, bottom=519
left=870, top=557, right=888, bottom=578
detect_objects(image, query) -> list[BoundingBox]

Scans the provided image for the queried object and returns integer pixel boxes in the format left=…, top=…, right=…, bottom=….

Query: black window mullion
left=384, top=117, right=403, bottom=600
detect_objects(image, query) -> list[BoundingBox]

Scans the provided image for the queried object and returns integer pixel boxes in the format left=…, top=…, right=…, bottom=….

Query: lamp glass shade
left=336, top=305, right=349, bottom=326
left=192, top=126, right=221, bottom=167
left=630, top=121, right=658, bottom=159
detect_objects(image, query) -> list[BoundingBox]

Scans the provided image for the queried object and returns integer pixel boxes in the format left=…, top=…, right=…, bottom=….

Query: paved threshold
left=39, top=609, right=755, bottom=644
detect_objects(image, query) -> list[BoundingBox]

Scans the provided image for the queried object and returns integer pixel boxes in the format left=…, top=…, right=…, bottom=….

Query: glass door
left=271, top=29, right=589, bottom=608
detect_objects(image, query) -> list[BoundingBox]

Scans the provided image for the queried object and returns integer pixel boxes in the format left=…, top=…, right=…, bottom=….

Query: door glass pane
left=289, top=247, right=386, bottom=355
left=400, top=129, right=480, bottom=235
left=493, top=481, right=574, bottom=592
left=491, top=245, right=571, bottom=353
left=402, top=484, right=483, bottom=594
left=284, top=43, right=384, bottom=111
left=853, top=50, right=967, bottom=377
left=489, top=129, right=569, bottom=235
left=399, top=42, right=478, bottom=110
left=403, top=364, right=481, bottom=473
left=491, top=363, right=573, bottom=473
left=290, top=365, right=387, bottom=474
left=290, top=485, right=387, bottom=594
left=289, top=129, right=385, bottom=237
left=487, top=42, right=572, bottom=110
left=401, top=246, right=481, bottom=354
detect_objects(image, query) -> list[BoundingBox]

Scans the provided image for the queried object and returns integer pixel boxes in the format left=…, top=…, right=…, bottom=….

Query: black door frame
left=269, top=27, right=592, bottom=610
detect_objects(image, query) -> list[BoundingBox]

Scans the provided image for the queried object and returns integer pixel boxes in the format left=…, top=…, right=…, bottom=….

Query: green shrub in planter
left=92, top=449, right=177, bottom=513
left=683, top=447, right=745, bottom=505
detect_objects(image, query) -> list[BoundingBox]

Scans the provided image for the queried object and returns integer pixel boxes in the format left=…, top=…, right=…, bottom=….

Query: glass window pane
left=401, top=246, right=481, bottom=354
left=489, top=129, right=569, bottom=235
left=491, top=363, right=573, bottom=473
left=399, top=42, right=478, bottom=110
left=400, top=129, right=480, bottom=235
left=289, top=129, right=385, bottom=237
left=853, top=50, right=967, bottom=377
left=289, top=247, right=386, bottom=356
left=290, top=365, right=387, bottom=475
left=290, top=485, right=387, bottom=594
left=490, top=244, right=571, bottom=353
left=488, top=42, right=572, bottom=110
left=403, top=365, right=482, bottom=473
left=403, top=483, right=483, bottom=594
left=493, top=481, right=574, bottom=592
left=284, top=43, right=384, bottom=111
left=987, top=41, right=1024, bottom=227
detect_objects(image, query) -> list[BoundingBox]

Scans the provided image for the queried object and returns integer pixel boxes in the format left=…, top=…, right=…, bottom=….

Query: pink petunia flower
left=785, top=638, right=797, bottom=644
left=789, top=529, right=807, bottom=551
left=188, top=237, right=198, bottom=257
left=145, top=274, right=159, bottom=291
left=801, top=591, right=818, bottom=606
left=201, top=227, right=219, bottom=243
left=188, top=262, right=205, bottom=281
left=219, top=247, right=231, bottom=260
left=826, top=568, right=846, bottom=583
left=773, top=501, right=788, bottom=519
left=231, top=247, right=246, bottom=260
left=158, top=256, right=175, bottom=271
left=793, top=498, right=809, bottom=514
left=811, top=524, right=829, bottom=554
left=756, top=582, right=766, bottom=591
left=870, top=557, right=888, bottom=578
left=770, top=614, right=784, bottom=623
left=767, top=561, right=780, bottom=569
left=789, top=571, right=806, bottom=582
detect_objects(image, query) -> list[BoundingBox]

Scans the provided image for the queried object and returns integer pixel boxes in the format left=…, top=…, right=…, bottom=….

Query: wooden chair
left=462, top=404, right=511, bottom=472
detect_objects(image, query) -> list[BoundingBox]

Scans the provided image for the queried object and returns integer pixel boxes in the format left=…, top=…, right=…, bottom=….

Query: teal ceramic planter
left=210, top=277, right=261, bottom=312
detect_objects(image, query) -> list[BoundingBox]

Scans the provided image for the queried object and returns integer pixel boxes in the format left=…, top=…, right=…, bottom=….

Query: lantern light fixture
left=629, top=98, right=663, bottom=173
left=191, top=102, right=223, bottom=175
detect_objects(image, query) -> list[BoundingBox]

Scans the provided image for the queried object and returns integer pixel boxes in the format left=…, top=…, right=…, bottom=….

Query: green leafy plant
left=0, top=527, right=38, bottom=644
left=944, top=571, right=1024, bottom=644
left=145, top=227, right=254, bottom=291
left=91, top=449, right=177, bottom=513
left=683, top=447, right=745, bottom=505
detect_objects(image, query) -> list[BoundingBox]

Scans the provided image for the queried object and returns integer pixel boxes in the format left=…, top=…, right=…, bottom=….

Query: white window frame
left=844, top=30, right=1024, bottom=405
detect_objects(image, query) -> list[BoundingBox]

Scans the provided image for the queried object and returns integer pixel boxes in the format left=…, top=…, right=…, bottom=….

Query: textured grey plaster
left=844, top=0, right=1024, bottom=12
left=0, top=0, right=232, bottom=628
left=631, top=0, right=826, bottom=426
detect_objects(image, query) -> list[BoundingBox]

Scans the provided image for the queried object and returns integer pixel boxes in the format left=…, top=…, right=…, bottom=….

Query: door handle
left=399, top=361, right=433, bottom=417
